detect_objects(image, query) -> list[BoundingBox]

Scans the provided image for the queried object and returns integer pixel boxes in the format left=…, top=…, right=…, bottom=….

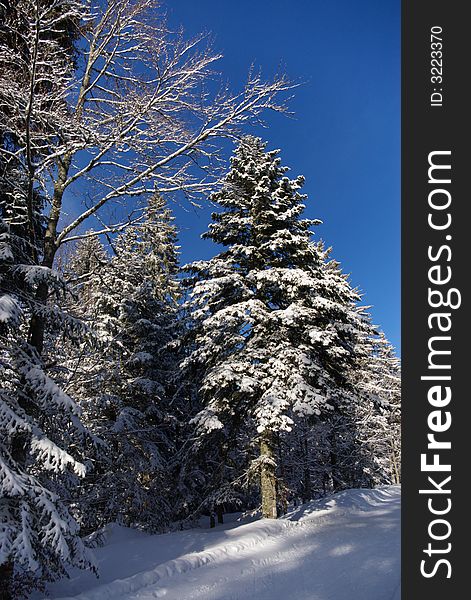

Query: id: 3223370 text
left=430, top=25, right=443, bottom=107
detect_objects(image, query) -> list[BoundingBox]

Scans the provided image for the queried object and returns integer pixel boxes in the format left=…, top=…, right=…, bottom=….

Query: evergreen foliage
left=63, top=196, right=181, bottom=534
left=0, top=216, right=95, bottom=595
left=182, top=137, right=379, bottom=517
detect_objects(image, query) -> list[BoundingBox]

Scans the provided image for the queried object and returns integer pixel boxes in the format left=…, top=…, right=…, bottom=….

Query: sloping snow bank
left=288, top=483, right=401, bottom=520
left=45, top=485, right=400, bottom=600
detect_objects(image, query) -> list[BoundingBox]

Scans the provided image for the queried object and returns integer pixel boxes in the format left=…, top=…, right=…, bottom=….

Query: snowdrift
left=45, top=485, right=401, bottom=600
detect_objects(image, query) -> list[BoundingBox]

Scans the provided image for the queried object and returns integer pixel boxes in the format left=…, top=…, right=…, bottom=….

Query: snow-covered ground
left=44, top=486, right=400, bottom=600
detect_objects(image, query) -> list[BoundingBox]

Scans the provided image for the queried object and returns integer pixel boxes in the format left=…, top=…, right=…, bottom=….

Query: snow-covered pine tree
left=378, top=336, right=401, bottom=483
left=317, top=329, right=401, bottom=491
left=354, top=332, right=401, bottom=484
left=64, top=195, right=181, bottom=533
left=246, top=249, right=377, bottom=501
left=183, top=136, right=371, bottom=519
left=0, top=215, right=95, bottom=596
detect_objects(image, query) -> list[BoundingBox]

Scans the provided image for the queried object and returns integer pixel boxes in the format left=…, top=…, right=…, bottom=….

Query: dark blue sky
left=167, top=0, right=400, bottom=352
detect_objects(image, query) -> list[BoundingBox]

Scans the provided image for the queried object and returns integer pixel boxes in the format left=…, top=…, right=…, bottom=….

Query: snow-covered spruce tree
left=63, top=195, right=181, bottom=533
left=0, top=217, right=95, bottom=596
left=317, top=330, right=401, bottom=491
left=266, top=253, right=379, bottom=500
left=183, top=136, right=370, bottom=519
left=354, top=332, right=401, bottom=484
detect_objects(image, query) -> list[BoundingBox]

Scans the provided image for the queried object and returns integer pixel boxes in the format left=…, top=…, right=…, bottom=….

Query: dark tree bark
left=28, top=155, right=71, bottom=353
left=301, top=437, right=312, bottom=503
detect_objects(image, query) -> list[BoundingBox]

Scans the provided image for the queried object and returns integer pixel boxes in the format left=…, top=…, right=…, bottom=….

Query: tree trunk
left=328, top=426, right=341, bottom=492
left=260, top=433, right=277, bottom=519
left=216, top=505, right=224, bottom=524
left=28, top=156, right=70, bottom=354
left=390, top=443, right=401, bottom=484
left=301, top=437, right=312, bottom=503
left=27, top=47, right=92, bottom=354
left=275, top=432, right=288, bottom=515
left=329, top=448, right=340, bottom=491
left=28, top=280, right=49, bottom=354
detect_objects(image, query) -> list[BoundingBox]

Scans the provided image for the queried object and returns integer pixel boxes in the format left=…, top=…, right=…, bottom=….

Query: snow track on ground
left=51, top=486, right=400, bottom=600
left=56, top=520, right=296, bottom=600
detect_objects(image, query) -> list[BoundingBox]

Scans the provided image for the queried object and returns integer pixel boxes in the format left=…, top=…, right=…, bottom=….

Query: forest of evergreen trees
left=0, top=1, right=400, bottom=597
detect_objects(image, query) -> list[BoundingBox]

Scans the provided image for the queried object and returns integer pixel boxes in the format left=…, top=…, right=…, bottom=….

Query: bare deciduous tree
left=0, top=0, right=293, bottom=353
